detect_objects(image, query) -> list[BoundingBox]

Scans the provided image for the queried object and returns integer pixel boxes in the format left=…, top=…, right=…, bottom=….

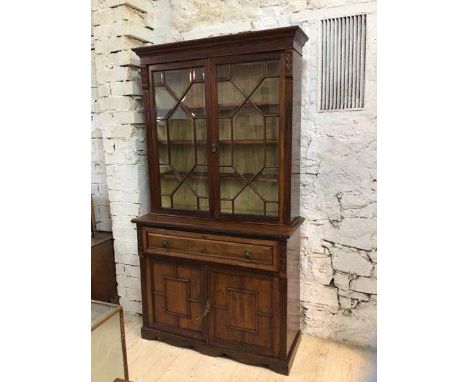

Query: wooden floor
left=124, top=315, right=376, bottom=382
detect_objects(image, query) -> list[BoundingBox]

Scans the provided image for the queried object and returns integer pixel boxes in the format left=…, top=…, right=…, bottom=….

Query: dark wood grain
left=132, top=214, right=303, bottom=240
left=133, top=26, right=308, bottom=65
left=132, top=27, right=308, bottom=375
left=149, top=257, right=206, bottom=341
left=91, top=232, right=118, bottom=303
left=142, top=227, right=279, bottom=272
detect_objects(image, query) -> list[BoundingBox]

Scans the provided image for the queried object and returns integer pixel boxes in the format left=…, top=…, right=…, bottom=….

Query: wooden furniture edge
left=140, top=326, right=301, bottom=375
left=131, top=215, right=304, bottom=239
left=133, top=26, right=308, bottom=58
left=91, top=301, right=122, bottom=331
left=91, top=231, right=113, bottom=247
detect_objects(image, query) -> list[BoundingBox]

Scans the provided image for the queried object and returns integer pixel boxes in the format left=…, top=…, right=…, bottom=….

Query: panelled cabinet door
left=148, top=258, right=207, bottom=341
left=215, top=56, right=281, bottom=218
left=208, top=268, right=280, bottom=356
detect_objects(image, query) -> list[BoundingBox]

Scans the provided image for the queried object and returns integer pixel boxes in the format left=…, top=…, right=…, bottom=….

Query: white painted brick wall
left=92, top=0, right=154, bottom=315
left=91, top=0, right=377, bottom=347
left=91, top=40, right=112, bottom=232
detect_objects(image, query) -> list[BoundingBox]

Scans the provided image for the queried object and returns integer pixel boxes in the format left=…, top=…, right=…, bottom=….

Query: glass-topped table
left=91, top=301, right=129, bottom=382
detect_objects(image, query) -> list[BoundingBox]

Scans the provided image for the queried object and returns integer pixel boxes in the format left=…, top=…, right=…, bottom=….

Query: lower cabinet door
left=208, top=268, right=280, bottom=357
left=148, top=257, right=206, bottom=340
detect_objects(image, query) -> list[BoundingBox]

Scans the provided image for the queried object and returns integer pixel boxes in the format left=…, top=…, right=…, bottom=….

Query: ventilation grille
left=320, top=14, right=367, bottom=111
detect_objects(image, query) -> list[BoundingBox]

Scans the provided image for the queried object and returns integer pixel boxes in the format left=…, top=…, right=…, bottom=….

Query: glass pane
left=266, top=61, right=279, bottom=76
left=266, top=117, right=279, bottom=140
left=217, top=65, right=230, bottom=80
left=156, top=121, right=167, bottom=141
left=173, top=182, right=198, bottom=210
left=266, top=202, right=278, bottom=216
left=199, top=198, right=209, bottom=210
left=159, top=142, right=169, bottom=165
left=161, top=195, right=171, bottom=208
left=232, top=143, right=263, bottom=180
left=182, top=82, right=205, bottom=118
left=265, top=144, right=278, bottom=167
left=233, top=103, right=263, bottom=140
left=217, top=81, right=244, bottom=118
left=155, top=86, right=176, bottom=119
left=221, top=200, right=233, bottom=214
left=234, top=187, right=264, bottom=215
left=165, top=68, right=191, bottom=99
left=252, top=168, right=278, bottom=202
left=153, top=71, right=164, bottom=85
left=216, top=59, right=280, bottom=217
left=169, top=145, right=194, bottom=174
left=250, top=77, right=279, bottom=115
left=195, top=119, right=207, bottom=141
left=192, top=67, right=205, bottom=82
left=219, top=119, right=231, bottom=141
left=219, top=143, right=231, bottom=166
left=154, top=66, right=209, bottom=212
left=220, top=168, right=245, bottom=201
left=168, top=105, right=192, bottom=141
left=230, top=62, right=264, bottom=95
left=187, top=165, right=209, bottom=198
left=196, top=143, right=207, bottom=165
left=91, top=310, right=126, bottom=382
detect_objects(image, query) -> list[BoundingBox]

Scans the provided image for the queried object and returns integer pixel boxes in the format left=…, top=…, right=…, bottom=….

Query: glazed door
left=207, top=268, right=280, bottom=356
left=149, top=60, right=212, bottom=215
left=213, top=54, right=282, bottom=220
left=147, top=257, right=207, bottom=341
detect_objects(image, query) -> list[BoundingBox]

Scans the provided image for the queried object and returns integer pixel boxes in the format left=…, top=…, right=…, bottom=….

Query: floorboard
left=123, top=314, right=376, bottom=382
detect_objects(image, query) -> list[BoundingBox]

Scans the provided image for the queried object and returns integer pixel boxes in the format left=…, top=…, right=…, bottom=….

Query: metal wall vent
left=320, top=14, right=367, bottom=111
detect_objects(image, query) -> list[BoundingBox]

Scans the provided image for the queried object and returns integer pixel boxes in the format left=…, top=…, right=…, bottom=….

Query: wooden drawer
left=141, top=228, right=278, bottom=271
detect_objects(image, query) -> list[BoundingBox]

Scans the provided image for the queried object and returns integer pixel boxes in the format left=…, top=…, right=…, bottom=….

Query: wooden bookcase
left=132, top=26, right=308, bottom=375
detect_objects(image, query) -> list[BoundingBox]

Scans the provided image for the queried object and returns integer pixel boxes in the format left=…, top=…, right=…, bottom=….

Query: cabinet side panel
left=286, top=228, right=301, bottom=354
left=91, top=237, right=118, bottom=303
left=290, top=51, right=302, bottom=220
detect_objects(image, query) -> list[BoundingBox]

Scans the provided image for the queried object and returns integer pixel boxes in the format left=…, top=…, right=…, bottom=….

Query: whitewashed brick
left=301, top=282, right=339, bottom=308
left=94, top=35, right=144, bottom=55
left=339, top=296, right=352, bottom=309
left=93, top=4, right=153, bottom=27
left=301, top=255, right=333, bottom=285
left=326, top=218, right=377, bottom=251
left=123, top=265, right=141, bottom=278
left=350, top=277, right=377, bottom=295
left=111, top=81, right=142, bottom=96
left=331, top=247, right=373, bottom=276
left=114, top=237, right=138, bottom=255
left=114, top=252, right=140, bottom=266
left=101, top=0, right=153, bottom=14
left=96, top=66, right=141, bottom=85
left=117, top=274, right=140, bottom=289
left=110, top=201, right=141, bottom=216
left=102, top=135, right=145, bottom=165
left=126, top=287, right=142, bottom=301
left=99, top=95, right=139, bottom=111
left=119, top=297, right=142, bottom=314
left=333, top=272, right=350, bottom=290
left=338, top=289, right=370, bottom=302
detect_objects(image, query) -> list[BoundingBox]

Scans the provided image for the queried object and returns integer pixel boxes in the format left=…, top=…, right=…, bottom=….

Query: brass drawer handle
left=161, top=239, right=169, bottom=248
left=243, top=249, right=252, bottom=261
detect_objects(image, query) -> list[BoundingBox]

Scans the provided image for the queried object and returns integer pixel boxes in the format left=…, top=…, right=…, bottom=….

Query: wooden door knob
left=161, top=239, right=169, bottom=248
